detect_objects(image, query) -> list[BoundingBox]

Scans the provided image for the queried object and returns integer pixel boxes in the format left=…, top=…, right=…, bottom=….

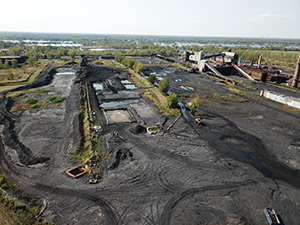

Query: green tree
left=68, top=49, right=77, bottom=59
left=57, top=47, right=68, bottom=57
left=159, top=77, right=169, bottom=95
left=133, top=62, right=145, bottom=73
left=187, top=96, right=201, bottom=112
left=11, top=59, right=18, bottom=68
left=121, top=58, right=135, bottom=69
left=4, top=59, right=10, bottom=68
left=148, top=74, right=156, bottom=84
left=46, top=51, right=55, bottom=59
left=115, top=54, right=125, bottom=63
left=10, top=47, right=22, bottom=56
left=27, top=56, right=36, bottom=65
left=167, top=92, right=178, bottom=108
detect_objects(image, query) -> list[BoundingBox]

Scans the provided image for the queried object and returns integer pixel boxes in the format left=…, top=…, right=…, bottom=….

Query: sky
left=1, top=0, right=300, bottom=39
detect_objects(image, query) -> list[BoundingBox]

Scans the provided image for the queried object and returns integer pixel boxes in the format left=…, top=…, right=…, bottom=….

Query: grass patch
left=185, top=91, right=247, bottom=107
left=6, top=89, right=38, bottom=99
left=143, top=88, right=181, bottom=117
left=27, top=98, right=38, bottom=105
left=129, top=68, right=153, bottom=88
left=0, top=171, right=51, bottom=224
left=31, top=104, right=41, bottom=109
left=227, top=86, right=263, bottom=103
left=0, top=60, right=48, bottom=93
left=282, top=104, right=300, bottom=115
left=39, top=89, right=49, bottom=93
left=72, top=84, right=93, bottom=164
left=211, top=92, right=246, bottom=102
left=47, top=96, right=66, bottom=104
left=235, top=82, right=257, bottom=91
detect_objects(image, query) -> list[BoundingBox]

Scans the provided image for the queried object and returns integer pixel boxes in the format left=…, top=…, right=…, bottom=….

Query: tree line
left=115, top=54, right=146, bottom=73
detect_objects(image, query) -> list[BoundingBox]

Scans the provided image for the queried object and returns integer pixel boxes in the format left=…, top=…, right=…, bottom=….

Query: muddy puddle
left=179, top=85, right=194, bottom=91
left=121, top=80, right=131, bottom=84
left=124, top=84, right=137, bottom=90
left=56, top=71, right=76, bottom=76
left=93, top=83, right=104, bottom=91
left=178, top=100, right=188, bottom=120
left=121, top=80, right=137, bottom=90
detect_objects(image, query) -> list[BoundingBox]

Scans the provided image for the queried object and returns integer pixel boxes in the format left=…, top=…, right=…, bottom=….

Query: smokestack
left=292, top=55, right=300, bottom=88
left=258, top=55, right=262, bottom=68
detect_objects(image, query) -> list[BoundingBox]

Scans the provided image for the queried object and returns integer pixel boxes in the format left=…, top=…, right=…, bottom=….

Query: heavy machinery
left=181, top=50, right=239, bottom=72
left=180, top=50, right=253, bottom=81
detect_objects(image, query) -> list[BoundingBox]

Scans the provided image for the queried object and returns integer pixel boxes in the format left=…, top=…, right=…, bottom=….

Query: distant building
left=98, top=55, right=115, bottom=60
left=0, top=49, right=10, bottom=53
left=80, top=46, right=114, bottom=52
left=0, top=56, right=29, bottom=64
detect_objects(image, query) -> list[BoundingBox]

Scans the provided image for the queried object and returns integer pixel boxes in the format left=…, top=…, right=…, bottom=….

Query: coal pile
left=129, top=125, right=146, bottom=135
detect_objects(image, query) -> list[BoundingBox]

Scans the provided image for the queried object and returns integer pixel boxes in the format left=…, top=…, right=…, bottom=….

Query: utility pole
left=292, top=55, right=300, bottom=88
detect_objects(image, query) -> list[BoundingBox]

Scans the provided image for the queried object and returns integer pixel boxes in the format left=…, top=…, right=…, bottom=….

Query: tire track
left=158, top=179, right=257, bottom=225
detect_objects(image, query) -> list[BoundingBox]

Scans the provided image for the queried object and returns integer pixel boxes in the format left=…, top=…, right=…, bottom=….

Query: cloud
left=245, top=13, right=293, bottom=23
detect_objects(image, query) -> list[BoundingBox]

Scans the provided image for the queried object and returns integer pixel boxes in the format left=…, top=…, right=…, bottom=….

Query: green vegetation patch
left=47, top=96, right=66, bottom=104
left=115, top=54, right=146, bottom=73
left=167, top=92, right=178, bottom=108
left=143, top=88, right=181, bottom=117
left=0, top=171, right=50, bottom=224
left=31, top=104, right=41, bottom=109
left=39, top=89, right=49, bottom=93
left=26, top=98, right=38, bottom=105
left=186, top=96, right=201, bottom=112
left=148, top=74, right=156, bottom=84
left=159, top=77, right=169, bottom=95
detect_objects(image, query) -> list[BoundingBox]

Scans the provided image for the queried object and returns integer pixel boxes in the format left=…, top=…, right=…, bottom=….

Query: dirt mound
left=129, top=125, right=146, bottom=135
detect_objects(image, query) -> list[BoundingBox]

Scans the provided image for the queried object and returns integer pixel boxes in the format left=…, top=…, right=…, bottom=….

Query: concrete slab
left=104, top=109, right=133, bottom=124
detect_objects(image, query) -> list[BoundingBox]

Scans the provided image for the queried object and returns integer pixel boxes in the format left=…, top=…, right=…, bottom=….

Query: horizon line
left=0, top=31, right=300, bottom=41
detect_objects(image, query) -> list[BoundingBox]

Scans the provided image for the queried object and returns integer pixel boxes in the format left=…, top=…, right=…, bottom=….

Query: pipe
left=233, top=65, right=255, bottom=81
left=257, top=55, right=262, bottom=68
left=292, top=55, right=300, bottom=88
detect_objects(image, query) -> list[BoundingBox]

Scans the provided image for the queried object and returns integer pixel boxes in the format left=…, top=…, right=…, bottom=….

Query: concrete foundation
left=103, top=109, right=134, bottom=124
left=260, top=89, right=300, bottom=109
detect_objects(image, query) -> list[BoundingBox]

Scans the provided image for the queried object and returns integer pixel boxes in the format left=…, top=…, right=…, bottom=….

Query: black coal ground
left=0, top=62, right=300, bottom=225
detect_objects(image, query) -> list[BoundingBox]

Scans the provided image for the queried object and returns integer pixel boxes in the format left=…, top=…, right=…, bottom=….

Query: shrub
left=26, top=98, right=37, bottom=105
left=11, top=59, right=18, bottom=68
left=31, top=104, right=40, bottom=109
left=187, top=96, right=201, bottom=112
left=159, top=77, right=169, bottom=95
left=121, top=58, right=135, bottom=69
left=167, top=92, right=178, bottom=108
left=115, top=54, right=125, bottom=63
left=53, top=97, right=66, bottom=103
left=47, top=96, right=56, bottom=103
left=47, top=96, right=66, bottom=103
left=147, top=74, right=156, bottom=84
left=133, top=62, right=146, bottom=73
